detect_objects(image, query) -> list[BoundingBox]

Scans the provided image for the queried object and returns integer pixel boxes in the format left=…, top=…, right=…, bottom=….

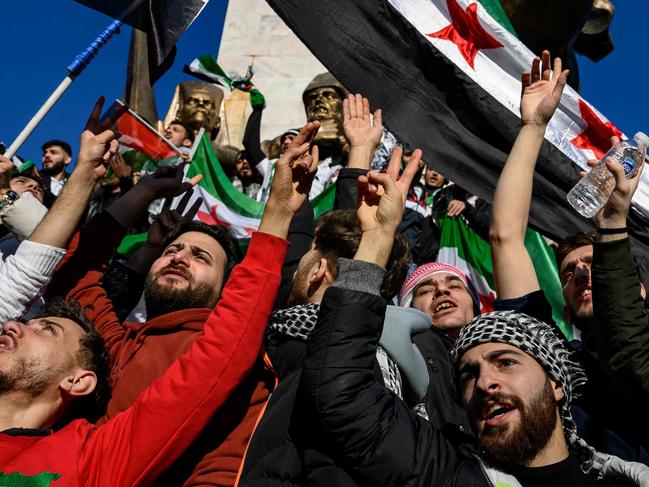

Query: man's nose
left=3, top=320, right=24, bottom=338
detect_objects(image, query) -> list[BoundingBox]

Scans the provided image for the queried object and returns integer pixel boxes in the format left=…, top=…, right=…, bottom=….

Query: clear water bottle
left=567, top=132, right=649, bottom=218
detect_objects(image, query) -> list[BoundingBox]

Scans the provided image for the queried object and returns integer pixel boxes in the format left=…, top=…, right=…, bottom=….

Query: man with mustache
left=46, top=123, right=319, bottom=486
left=298, top=98, right=644, bottom=483
left=489, top=50, right=649, bottom=463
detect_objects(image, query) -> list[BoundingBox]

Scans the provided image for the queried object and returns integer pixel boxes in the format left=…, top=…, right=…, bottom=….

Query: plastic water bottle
left=567, top=132, right=649, bottom=218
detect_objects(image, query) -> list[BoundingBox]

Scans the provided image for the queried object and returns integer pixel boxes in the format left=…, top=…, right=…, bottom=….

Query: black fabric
left=592, top=237, right=649, bottom=407
left=275, top=201, right=316, bottom=309
left=265, top=0, right=649, bottom=264
left=298, top=286, right=488, bottom=487
left=333, top=167, right=368, bottom=211
left=412, top=327, right=472, bottom=433
left=496, top=290, right=649, bottom=465
left=240, top=309, right=390, bottom=486
left=243, top=106, right=267, bottom=167
left=74, top=0, right=205, bottom=82
left=507, top=453, right=623, bottom=487
left=0, top=428, right=50, bottom=437
left=103, top=258, right=146, bottom=323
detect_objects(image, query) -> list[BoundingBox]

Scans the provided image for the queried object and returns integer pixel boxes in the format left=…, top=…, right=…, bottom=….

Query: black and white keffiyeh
left=451, top=311, right=594, bottom=465
left=268, top=303, right=321, bottom=340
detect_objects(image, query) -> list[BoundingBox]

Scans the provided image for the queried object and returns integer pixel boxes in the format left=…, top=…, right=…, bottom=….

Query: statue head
left=177, top=81, right=224, bottom=135
left=302, top=73, right=349, bottom=144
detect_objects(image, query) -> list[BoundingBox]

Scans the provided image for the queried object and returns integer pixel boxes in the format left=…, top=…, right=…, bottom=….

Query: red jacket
left=0, top=230, right=287, bottom=486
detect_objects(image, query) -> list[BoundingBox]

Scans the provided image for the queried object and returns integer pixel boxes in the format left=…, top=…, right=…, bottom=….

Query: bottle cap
left=633, top=132, right=649, bottom=148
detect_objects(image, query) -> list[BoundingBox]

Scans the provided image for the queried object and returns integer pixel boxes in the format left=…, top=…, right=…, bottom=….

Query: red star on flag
left=571, top=99, right=623, bottom=159
left=427, top=0, right=503, bottom=69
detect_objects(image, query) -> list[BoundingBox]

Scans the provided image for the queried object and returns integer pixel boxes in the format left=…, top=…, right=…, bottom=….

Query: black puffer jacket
left=299, top=275, right=487, bottom=486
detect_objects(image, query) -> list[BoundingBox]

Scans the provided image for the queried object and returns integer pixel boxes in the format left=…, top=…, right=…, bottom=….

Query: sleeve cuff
left=15, top=240, right=66, bottom=275
left=332, top=258, right=385, bottom=296
left=245, top=231, right=289, bottom=274
left=593, top=237, right=635, bottom=271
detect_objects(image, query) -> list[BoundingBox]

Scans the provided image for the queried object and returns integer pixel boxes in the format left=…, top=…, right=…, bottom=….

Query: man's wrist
left=347, top=144, right=378, bottom=169
left=258, top=200, right=294, bottom=239
left=519, top=123, right=547, bottom=135
left=354, top=231, right=394, bottom=267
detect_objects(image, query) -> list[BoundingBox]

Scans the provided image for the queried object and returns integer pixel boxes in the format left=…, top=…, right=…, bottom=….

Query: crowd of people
left=0, top=51, right=648, bottom=486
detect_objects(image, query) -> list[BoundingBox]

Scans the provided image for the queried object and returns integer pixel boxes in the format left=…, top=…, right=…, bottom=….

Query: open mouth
left=160, top=268, right=190, bottom=281
left=482, top=402, right=515, bottom=426
left=434, top=301, right=457, bottom=314
left=574, top=286, right=592, bottom=303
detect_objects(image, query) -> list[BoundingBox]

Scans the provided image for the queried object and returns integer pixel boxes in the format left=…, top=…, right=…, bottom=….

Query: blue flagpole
left=5, top=20, right=123, bottom=159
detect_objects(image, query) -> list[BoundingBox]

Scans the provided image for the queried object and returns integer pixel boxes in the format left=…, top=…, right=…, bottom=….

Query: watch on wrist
left=0, top=190, right=20, bottom=215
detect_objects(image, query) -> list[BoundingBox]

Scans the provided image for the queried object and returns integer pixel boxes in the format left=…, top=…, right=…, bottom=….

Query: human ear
left=60, top=370, right=97, bottom=398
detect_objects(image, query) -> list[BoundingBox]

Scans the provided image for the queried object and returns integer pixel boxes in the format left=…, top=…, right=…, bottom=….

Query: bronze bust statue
left=177, top=81, right=225, bottom=138
left=302, top=73, right=349, bottom=145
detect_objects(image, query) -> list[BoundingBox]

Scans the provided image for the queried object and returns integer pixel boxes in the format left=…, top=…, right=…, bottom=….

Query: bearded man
left=40, top=139, right=72, bottom=207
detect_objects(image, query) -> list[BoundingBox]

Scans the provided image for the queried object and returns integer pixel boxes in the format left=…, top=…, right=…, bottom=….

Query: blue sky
left=0, top=1, right=647, bottom=167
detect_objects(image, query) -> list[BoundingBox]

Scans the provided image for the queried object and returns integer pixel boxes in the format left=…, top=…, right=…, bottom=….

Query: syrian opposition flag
left=74, top=0, right=208, bottom=82
left=436, top=214, right=573, bottom=339
left=118, top=135, right=335, bottom=254
left=266, top=0, right=649, bottom=273
left=184, top=55, right=266, bottom=108
left=111, top=101, right=181, bottom=161
left=184, top=55, right=235, bottom=91
left=186, top=135, right=334, bottom=238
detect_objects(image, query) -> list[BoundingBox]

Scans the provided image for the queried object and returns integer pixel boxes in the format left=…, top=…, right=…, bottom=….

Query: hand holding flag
left=520, top=51, right=570, bottom=127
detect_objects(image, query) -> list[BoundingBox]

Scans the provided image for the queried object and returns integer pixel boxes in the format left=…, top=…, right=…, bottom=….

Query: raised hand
left=267, top=122, right=320, bottom=215
left=594, top=136, right=644, bottom=230
left=137, top=164, right=203, bottom=201
left=344, top=94, right=383, bottom=169
left=75, top=97, right=127, bottom=180
left=520, top=50, right=569, bottom=127
left=109, top=152, right=133, bottom=179
left=147, top=190, right=203, bottom=248
left=356, top=146, right=422, bottom=236
left=344, top=94, right=383, bottom=149
left=258, top=122, right=320, bottom=239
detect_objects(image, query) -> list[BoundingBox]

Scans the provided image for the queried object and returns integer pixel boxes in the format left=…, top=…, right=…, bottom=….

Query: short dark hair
left=11, top=171, right=43, bottom=189
left=169, top=120, right=196, bottom=144
left=314, top=210, right=411, bottom=300
left=41, top=140, right=72, bottom=158
left=555, top=232, right=597, bottom=270
left=36, top=298, right=111, bottom=424
left=162, top=221, right=242, bottom=282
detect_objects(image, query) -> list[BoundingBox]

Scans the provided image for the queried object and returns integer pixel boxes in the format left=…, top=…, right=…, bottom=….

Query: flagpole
left=4, top=20, right=122, bottom=159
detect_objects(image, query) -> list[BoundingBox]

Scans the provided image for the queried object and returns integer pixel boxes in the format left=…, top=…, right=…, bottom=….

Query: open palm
left=520, top=51, right=569, bottom=127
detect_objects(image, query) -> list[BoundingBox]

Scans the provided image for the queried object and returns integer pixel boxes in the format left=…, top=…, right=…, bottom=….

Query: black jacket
left=299, top=281, right=486, bottom=487
left=412, top=328, right=472, bottom=433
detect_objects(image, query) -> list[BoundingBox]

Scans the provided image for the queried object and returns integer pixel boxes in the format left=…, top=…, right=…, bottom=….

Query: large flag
left=265, top=0, right=649, bottom=271
left=117, top=135, right=334, bottom=254
left=437, top=214, right=572, bottom=339
left=74, top=0, right=208, bottom=82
